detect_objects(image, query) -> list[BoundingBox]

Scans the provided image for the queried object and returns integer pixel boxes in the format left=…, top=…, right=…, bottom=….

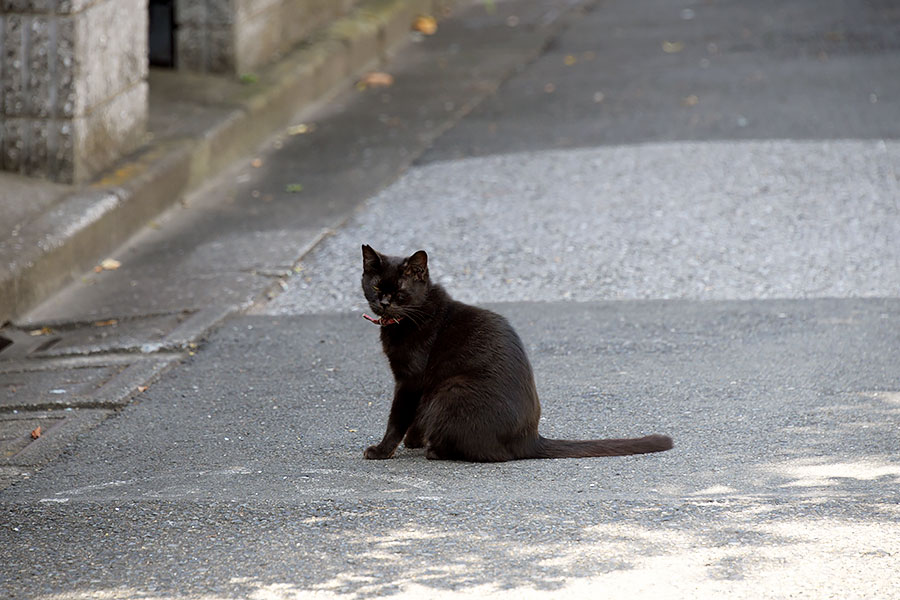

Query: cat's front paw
left=364, top=444, right=394, bottom=460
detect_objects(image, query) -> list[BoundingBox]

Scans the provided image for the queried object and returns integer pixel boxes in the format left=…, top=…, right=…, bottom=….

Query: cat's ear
left=362, top=245, right=381, bottom=272
left=404, top=250, right=428, bottom=280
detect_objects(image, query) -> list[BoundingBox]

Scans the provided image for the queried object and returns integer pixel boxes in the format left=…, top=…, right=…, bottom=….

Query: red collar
left=363, top=313, right=403, bottom=326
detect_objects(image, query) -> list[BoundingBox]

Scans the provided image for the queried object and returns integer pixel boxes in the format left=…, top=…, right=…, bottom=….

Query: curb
left=0, top=0, right=454, bottom=325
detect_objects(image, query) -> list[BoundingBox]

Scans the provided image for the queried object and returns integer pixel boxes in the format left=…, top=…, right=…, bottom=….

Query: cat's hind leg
left=420, top=385, right=516, bottom=462
left=403, top=422, right=425, bottom=448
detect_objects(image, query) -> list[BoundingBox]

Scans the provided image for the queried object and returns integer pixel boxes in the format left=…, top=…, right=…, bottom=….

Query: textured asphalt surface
left=3, top=0, right=900, bottom=598
left=4, top=300, right=900, bottom=598
left=263, top=139, right=900, bottom=314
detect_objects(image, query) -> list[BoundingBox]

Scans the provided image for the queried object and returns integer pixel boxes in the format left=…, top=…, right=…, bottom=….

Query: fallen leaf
left=662, top=40, right=685, bottom=53
left=543, top=83, right=556, bottom=93
left=285, top=183, right=304, bottom=193
left=682, top=94, right=699, bottom=107
left=31, top=426, right=42, bottom=440
left=250, top=158, right=263, bottom=168
left=287, top=123, right=314, bottom=135
left=93, top=319, right=118, bottom=327
left=359, top=72, right=394, bottom=89
left=29, top=327, right=53, bottom=336
left=564, top=54, right=577, bottom=66
left=99, top=258, right=121, bottom=271
left=412, top=15, right=437, bottom=35
left=137, top=385, right=149, bottom=393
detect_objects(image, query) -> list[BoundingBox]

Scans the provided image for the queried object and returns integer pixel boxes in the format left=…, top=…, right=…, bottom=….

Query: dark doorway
left=149, top=0, right=176, bottom=67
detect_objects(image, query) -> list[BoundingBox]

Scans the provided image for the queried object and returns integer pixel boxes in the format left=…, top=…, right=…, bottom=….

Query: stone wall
left=0, top=0, right=372, bottom=182
left=176, top=0, right=359, bottom=74
left=0, top=0, right=148, bottom=183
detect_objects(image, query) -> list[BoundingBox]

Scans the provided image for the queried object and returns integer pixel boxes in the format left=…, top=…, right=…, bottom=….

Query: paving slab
left=0, top=408, right=110, bottom=492
left=0, top=354, right=180, bottom=411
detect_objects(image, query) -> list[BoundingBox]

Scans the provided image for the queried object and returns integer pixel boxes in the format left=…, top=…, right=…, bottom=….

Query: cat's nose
left=379, top=297, right=390, bottom=306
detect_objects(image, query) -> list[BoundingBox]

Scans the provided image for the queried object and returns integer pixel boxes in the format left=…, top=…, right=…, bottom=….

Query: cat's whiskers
left=397, top=306, right=428, bottom=327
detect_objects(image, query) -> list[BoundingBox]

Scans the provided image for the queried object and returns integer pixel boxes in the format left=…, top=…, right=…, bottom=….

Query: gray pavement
left=3, top=301, right=899, bottom=598
left=2, top=0, right=900, bottom=598
left=262, top=139, right=900, bottom=315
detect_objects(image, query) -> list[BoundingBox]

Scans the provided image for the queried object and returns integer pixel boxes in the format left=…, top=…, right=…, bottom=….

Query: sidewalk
left=0, top=0, right=451, bottom=326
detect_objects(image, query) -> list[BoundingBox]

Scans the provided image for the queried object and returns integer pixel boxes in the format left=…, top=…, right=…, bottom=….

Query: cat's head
left=361, top=245, right=430, bottom=319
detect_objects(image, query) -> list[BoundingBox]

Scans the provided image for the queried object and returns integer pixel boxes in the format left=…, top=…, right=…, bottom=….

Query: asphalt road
left=5, top=300, right=900, bottom=598
left=2, top=0, right=899, bottom=598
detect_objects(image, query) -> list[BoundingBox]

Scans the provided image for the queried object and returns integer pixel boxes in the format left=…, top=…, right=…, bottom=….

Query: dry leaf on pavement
left=358, top=72, right=394, bottom=89
left=31, top=426, right=42, bottom=440
left=287, top=123, right=314, bottom=135
left=98, top=258, right=121, bottom=271
left=662, top=41, right=685, bottom=53
left=413, top=15, right=437, bottom=35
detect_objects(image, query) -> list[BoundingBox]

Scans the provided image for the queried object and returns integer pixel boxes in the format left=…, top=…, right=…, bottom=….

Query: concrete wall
left=0, top=0, right=148, bottom=183
left=176, top=0, right=360, bottom=74
left=0, top=0, right=372, bottom=183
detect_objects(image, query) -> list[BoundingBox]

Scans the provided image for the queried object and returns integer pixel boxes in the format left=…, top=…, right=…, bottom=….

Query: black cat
left=360, top=245, right=673, bottom=462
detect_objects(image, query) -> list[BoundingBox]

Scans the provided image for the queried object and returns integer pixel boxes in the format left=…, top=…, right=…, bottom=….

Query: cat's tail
left=531, top=434, right=673, bottom=458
